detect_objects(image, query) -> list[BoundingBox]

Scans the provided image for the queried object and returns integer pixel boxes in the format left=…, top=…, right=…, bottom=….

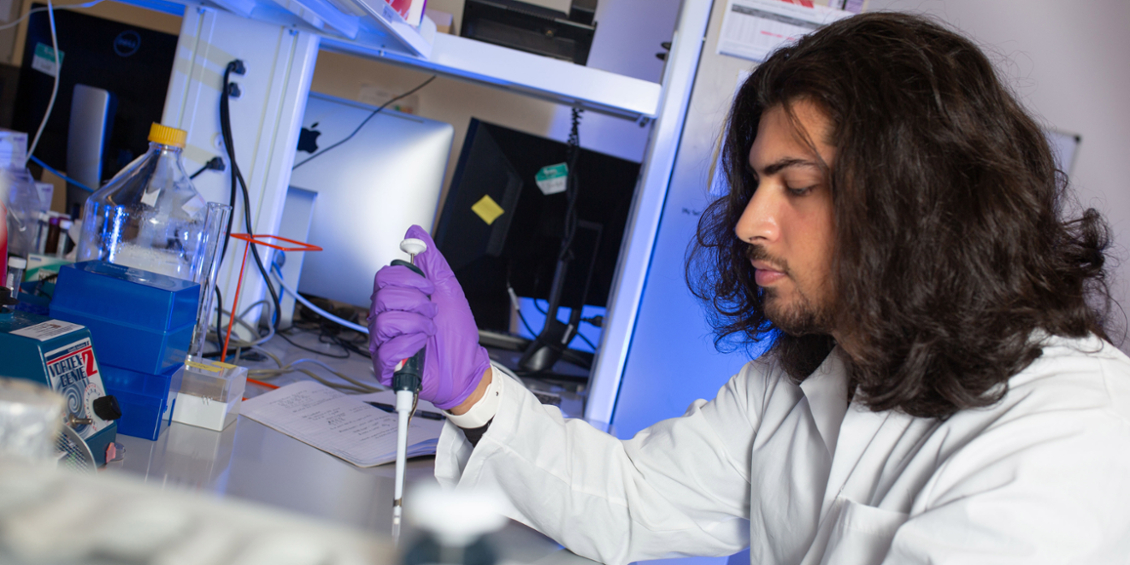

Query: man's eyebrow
left=756, top=157, right=821, bottom=176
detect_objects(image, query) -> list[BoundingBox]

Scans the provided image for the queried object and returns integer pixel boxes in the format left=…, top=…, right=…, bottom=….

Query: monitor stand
left=479, top=329, right=593, bottom=379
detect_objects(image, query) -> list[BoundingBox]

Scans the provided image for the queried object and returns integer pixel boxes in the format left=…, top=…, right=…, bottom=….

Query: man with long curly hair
left=369, top=12, right=1130, bottom=564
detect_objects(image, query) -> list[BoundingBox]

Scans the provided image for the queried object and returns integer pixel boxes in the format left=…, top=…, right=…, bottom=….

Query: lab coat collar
left=798, top=348, right=850, bottom=456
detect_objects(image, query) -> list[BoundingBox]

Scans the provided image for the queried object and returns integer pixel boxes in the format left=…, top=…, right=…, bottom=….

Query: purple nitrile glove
left=368, top=225, right=491, bottom=410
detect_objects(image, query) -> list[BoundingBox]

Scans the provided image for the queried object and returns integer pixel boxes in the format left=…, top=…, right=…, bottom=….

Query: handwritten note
left=241, top=381, right=440, bottom=467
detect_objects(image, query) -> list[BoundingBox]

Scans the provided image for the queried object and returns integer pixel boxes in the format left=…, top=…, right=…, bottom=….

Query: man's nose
left=735, top=189, right=780, bottom=244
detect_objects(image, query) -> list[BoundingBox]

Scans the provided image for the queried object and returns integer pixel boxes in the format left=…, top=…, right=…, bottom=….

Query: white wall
left=867, top=0, right=1130, bottom=352
left=587, top=0, right=680, bottom=83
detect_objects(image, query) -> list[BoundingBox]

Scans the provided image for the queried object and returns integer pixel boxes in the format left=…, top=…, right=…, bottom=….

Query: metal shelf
left=320, top=31, right=662, bottom=122
left=139, top=0, right=661, bottom=121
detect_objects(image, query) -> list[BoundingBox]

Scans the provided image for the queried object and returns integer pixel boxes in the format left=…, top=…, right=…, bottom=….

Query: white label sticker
left=31, top=43, right=63, bottom=77
left=182, top=194, right=206, bottom=216
left=140, top=188, right=161, bottom=207
left=44, top=337, right=110, bottom=438
left=10, top=319, right=84, bottom=341
left=535, top=163, right=568, bottom=196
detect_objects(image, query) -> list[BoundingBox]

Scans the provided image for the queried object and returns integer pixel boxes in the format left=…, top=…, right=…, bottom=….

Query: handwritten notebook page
left=241, top=381, right=441, bottom=467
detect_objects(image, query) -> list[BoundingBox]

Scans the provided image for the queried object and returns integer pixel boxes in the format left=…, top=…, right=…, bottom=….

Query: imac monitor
left=288, top=92, right=455, bottom=309
left=433, top=118, right=641, bottom=338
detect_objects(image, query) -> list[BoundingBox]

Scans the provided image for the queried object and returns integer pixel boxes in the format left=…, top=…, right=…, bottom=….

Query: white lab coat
left=435, top=334, right=1130, bottom=564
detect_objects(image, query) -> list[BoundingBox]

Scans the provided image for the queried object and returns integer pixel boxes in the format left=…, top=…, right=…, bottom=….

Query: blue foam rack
left=50, top=261, right=199, bottom=375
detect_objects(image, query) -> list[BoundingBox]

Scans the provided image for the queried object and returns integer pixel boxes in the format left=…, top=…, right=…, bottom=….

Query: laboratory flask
left=77, top=123, right=230, bottom=355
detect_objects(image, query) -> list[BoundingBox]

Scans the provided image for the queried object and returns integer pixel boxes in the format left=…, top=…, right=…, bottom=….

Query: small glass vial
left=5, top=255, right=25, bottom=291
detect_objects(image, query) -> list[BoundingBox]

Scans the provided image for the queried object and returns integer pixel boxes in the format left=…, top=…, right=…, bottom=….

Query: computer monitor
left=14, top=5, right=177, bottom=211
left=433, top=118, right=641, bottom=350
left=287, top=92, right=455, bottom=309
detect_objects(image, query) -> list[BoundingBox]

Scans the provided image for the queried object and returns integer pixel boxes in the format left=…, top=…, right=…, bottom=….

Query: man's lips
left=751, top=260, right=787, bottom=286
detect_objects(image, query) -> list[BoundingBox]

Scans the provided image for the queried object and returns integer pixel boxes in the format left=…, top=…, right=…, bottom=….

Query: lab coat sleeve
left=880, top=351, right=1130, bottom=564
left=435, top=364, right=770, bottom=565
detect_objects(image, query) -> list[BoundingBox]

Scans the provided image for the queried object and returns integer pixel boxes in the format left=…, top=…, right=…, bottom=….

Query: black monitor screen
left=434, top=118, right=641, bottom=333
left=14, top=5, right=177, bottom=184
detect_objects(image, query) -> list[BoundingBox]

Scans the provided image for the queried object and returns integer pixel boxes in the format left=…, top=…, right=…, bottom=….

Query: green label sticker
left=535, top=163, right=568, bottom=195
left=32, top=43, right=63, bottom=77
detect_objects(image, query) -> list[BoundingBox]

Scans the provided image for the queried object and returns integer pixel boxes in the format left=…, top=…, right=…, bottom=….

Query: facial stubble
left=747, top=245, right=832, bottom=336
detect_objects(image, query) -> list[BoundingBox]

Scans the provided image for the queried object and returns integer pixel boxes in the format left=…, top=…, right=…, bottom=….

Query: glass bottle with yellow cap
left=77, top=123, right=230, bottom=354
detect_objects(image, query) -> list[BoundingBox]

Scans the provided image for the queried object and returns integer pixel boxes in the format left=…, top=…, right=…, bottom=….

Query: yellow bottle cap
left=148, top=123, right=187, bottom=148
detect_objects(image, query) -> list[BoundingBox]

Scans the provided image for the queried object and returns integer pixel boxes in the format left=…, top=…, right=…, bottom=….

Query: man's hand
left=368, top=225, right=492, bottom=410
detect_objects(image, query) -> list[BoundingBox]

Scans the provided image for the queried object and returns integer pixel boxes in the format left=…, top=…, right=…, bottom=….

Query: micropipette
left=391, top=237, right=427, bottom=544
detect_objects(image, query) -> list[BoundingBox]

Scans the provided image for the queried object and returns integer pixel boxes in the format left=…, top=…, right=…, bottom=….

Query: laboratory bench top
left=228, top=326, right=591, bottom=420
left=95, top=330, right=599, bottom=565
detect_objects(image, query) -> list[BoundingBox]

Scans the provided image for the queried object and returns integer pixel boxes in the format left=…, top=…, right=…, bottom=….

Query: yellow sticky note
left=471, top=194, right=505, bottom=225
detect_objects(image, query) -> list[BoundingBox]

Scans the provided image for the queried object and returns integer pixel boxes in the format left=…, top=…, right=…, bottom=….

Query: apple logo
left=297, top=122, right=321, bottom=154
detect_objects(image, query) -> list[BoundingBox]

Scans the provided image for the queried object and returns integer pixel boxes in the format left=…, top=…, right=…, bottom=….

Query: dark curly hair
left=686, top=12, right=1114, bottom=418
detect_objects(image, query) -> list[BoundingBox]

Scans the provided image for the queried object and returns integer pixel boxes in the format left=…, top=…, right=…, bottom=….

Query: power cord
left=218, top=59, right=282, bottom=332
left=270, top=261, right=366, bottom=334
left=559, top=108, right=583, bottom=262
left=25, top=0, right=59, bottom=168
left=0, top=0, right=105, bottom=32
left=277, top=328, right=350, bottom=359
left=190, top=156, right=226, bottom=179
left=291, top=75, right=437, bottom=171
left=28, top=154, right=95, bottom=192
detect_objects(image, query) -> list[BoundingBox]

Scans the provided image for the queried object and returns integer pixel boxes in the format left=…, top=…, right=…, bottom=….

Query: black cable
left=292, top=75, right=438, bottom=171
left=277, top=330, right=350, bottom=359
left=558, top=108, right=583, bottom=261
left=523, top=108, right=584, bottom=368
left=190, top=156, right=225, bottom=179
left=235, top=159, right=282, bottom=330
left=34, top=272, right=57, bottom=288
left=218, top=64, right=239, bottom=265
left=292, top=294, right=371, bottom=358
left=337, top=338, right=371, bottom=358
left=517, top=307, right=539, bottom=338
left=219, top=59, right=282, bottom=332
left=327, top=331, right=369, bottom=358
left=576, top=331, right=597, bottom=351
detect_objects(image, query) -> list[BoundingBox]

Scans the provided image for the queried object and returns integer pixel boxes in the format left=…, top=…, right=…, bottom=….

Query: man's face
left=735, top=100, right=836, bottom=336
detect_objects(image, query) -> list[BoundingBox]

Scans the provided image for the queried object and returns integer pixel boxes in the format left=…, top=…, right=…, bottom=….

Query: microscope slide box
left=100, top=363, right=183, bottom=441
left=50, top=261, right=199, bottom=374
left=171, top=357, right=247, bottom=431
left=171, top=393, right=241, bottom=431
